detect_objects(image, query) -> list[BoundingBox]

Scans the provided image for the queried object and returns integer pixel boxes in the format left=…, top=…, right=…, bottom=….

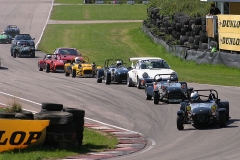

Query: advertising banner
left=0, top=119, right=49, bottom=153
left=219, top=32, right=240, bottom=51
left=218, top=15, right=240, bottom=34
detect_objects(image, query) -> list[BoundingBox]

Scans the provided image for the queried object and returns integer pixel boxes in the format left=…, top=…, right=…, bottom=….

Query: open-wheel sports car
left=127, top=57, right=177, bottom=89
left=64, top=56, right=102, bottom=78
left=38, top=54, right=65, bottom=73
left=10, top=34, right=35, bottom=57
left=12, top=41, right=35, bottom=58
left=176, top=89, right=230, bottom=130
left=53, top=47, right=82, bottom=63
left=145, top=74, right=193, bottom=104
left=96, top=59, right=130, bottom=85
left=4, top=25, right=20, bottom=37
left=0, top=32, right=12, bottom=44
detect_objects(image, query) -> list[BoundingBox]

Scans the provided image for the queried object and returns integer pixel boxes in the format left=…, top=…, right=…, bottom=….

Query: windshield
left=15, top=35, right=32, bottom=40
left=58, top=49, right=80, bottom=55
left=140, top=60, right=170, bottom=69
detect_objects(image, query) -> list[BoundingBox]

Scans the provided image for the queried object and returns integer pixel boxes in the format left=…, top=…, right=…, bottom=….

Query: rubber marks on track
left=63, top=123, right=147, bottom=160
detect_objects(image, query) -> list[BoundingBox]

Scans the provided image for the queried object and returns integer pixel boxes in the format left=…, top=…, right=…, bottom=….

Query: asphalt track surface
left=0, top=1, right=240, bottom=160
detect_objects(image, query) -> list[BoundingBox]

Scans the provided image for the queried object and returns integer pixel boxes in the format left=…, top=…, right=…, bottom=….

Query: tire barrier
left=63, top=107, right=85, bottom=146
left=30, top=105, right=86, bottom=148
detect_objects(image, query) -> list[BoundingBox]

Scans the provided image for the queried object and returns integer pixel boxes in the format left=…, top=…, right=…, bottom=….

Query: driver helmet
left=116, top=60, right=122, bottom=66
left=17, top=41, right=21, bottom=46
left=46, top=55, right=52, bottom=59
left=191, top=91, right=199, bottom=101
left=75, top=57, right=83, bottom=63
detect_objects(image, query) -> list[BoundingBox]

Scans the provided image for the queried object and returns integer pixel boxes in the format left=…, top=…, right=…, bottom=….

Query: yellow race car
left=64, top=56, right=101, bottom=78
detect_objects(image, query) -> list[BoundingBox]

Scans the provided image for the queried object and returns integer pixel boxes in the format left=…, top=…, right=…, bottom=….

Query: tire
left=21, top=110, right=34, bottom=119
left=34, top=111, right=73, bottom=125
left=153, top=91, right=160, bottom=104
left=194, top=36, right=200, bottom=45
left=38, top=64, right=43, bottom=71
left=127, top=75, right=134, bottom=87
left=72, top=69, right=76, bottom=78
left=13, top=51, right=16, bottom=58
left=177, top=115, right=184, bottom=130
left=65, top=72, right=70, bottom=76
left=46, top=63, right=50, bottom=73
left=146, top=92, right=152, bottom=100
left=97, top=78, right=102, bottom=83
left=63, top=107, right=85, bottom=120
left=31, top=51, right=35, bottom=58
left=219, top=111, right=226, bottom=128
left=46, top=122, right=77, bottom=133
left=41, top=103, right=63, bottom=111
left=45, top=132, right=76, bottom=143
left=105, top=73, right=111, bottom=85
left=0, top=112, right=16, bottom=118
left=136, top=78, right=141, bottom=89
left=218, top=101, right=230, bottom=121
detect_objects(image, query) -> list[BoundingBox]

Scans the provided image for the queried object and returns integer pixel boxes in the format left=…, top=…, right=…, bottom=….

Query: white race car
left=127, top=57, right=178, bottom=88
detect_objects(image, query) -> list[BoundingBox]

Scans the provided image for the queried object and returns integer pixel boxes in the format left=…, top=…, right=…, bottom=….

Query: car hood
left=190, top=103, right=213, bottom=114
left=0, top=35, right=8, bottom=39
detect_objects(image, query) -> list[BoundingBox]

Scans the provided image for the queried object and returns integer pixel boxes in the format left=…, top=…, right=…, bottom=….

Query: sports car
left=145, top=74, right=193, bottom=104
left=38, top=54, right=65, bottom=73
left=4, top=25, right=20, bottom=37
left=0, top=32, right=12, bottom=44
left=12, top=41, right=35, bottom=58
left=176, top=89, right=230, bottom=130
left=96, top=59, right=130, bottom=85
left=53, top=47, right=82, bottom=63
left=64, top=56, right=102, bottom=78
left=10, top=34, right=35, bottom=57
left=127, top=57, right=177, bottom=89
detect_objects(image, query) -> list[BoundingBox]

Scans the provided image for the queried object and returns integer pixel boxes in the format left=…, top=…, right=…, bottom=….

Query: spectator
left=208, top=3, right=221, bottom=15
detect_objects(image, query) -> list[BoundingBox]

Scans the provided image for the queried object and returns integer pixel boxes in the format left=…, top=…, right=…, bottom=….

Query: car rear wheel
left=13, top=51, right=16, bottom=58
left=38, top=64, right=43, bottom=71
left=97, top=78, right=102, bottom=83
left=65, top=72, right=70, bottom=76
left=146, top=94, right=152, bottom=100
left=219, top=111, right=226, bottom=128
left=153, top=91, right=160, bottom=104
left=177, top=115, right=184, bottom=130
left=46, top=64, right=50, bottom=73
left=72, top=69, right=76, bottom=78
left=105, top=73, right=111, bottom=85
left=136, top=78, right=141, bottom=89
left=127, top=75, right=134, bottom=87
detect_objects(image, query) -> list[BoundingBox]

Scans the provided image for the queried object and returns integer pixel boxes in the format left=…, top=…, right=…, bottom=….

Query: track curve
left=0, top=1, right=240, bottom=160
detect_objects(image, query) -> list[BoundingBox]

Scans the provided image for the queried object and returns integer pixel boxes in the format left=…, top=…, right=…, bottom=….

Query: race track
left=0, top=1, right=240, bottom=160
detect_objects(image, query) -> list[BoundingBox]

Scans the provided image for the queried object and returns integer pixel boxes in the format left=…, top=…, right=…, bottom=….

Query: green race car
left=0, top=32, right=12, bottom=44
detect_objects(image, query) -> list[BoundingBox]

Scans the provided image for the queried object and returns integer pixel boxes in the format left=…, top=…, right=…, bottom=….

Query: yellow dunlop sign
left=0, top=119, right=49, bottom=153
left=219, top=32, right=240, bottom=51
left=218, top=15, right=240, bottom=34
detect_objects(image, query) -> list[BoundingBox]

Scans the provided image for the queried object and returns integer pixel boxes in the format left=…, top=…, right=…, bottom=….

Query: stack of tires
left=145, top=9, right=219, bottom=50
left=34, top=103, right=85, bottom=148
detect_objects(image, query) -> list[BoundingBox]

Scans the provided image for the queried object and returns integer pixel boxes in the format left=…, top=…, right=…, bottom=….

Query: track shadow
left=0, top=67, right=9, bottom=70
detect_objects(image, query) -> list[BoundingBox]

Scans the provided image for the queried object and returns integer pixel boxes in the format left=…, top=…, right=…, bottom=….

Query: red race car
left=38, top=54, right=65, bottom=73
left=53, top=47, right=82, bottom=63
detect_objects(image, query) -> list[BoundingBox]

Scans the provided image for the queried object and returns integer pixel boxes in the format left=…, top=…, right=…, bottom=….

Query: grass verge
left=50, top=5, right=147, bottom=20
left=38, top=23, right=240, bottom=86
left=0, top=128, right=118, bottom=160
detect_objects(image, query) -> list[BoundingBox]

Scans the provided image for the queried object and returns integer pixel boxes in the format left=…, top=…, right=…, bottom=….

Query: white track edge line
left=35, top=0, right=54, bottom=49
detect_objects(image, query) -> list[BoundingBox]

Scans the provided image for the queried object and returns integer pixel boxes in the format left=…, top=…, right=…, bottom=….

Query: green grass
left=55, top=0, right=84, bottom=4
left=38, top=23, right=240, bottom=86
left=50, top=5, right=147, bottom=20
left=0, top=128, right=118, bottom=160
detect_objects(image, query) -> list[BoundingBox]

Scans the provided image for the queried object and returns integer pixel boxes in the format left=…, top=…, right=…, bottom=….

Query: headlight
left=186, top=105, right=191, bottom=111
left=211, top=105, right=216, bottom=110
left=142, top=72, right=148, bottom=78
